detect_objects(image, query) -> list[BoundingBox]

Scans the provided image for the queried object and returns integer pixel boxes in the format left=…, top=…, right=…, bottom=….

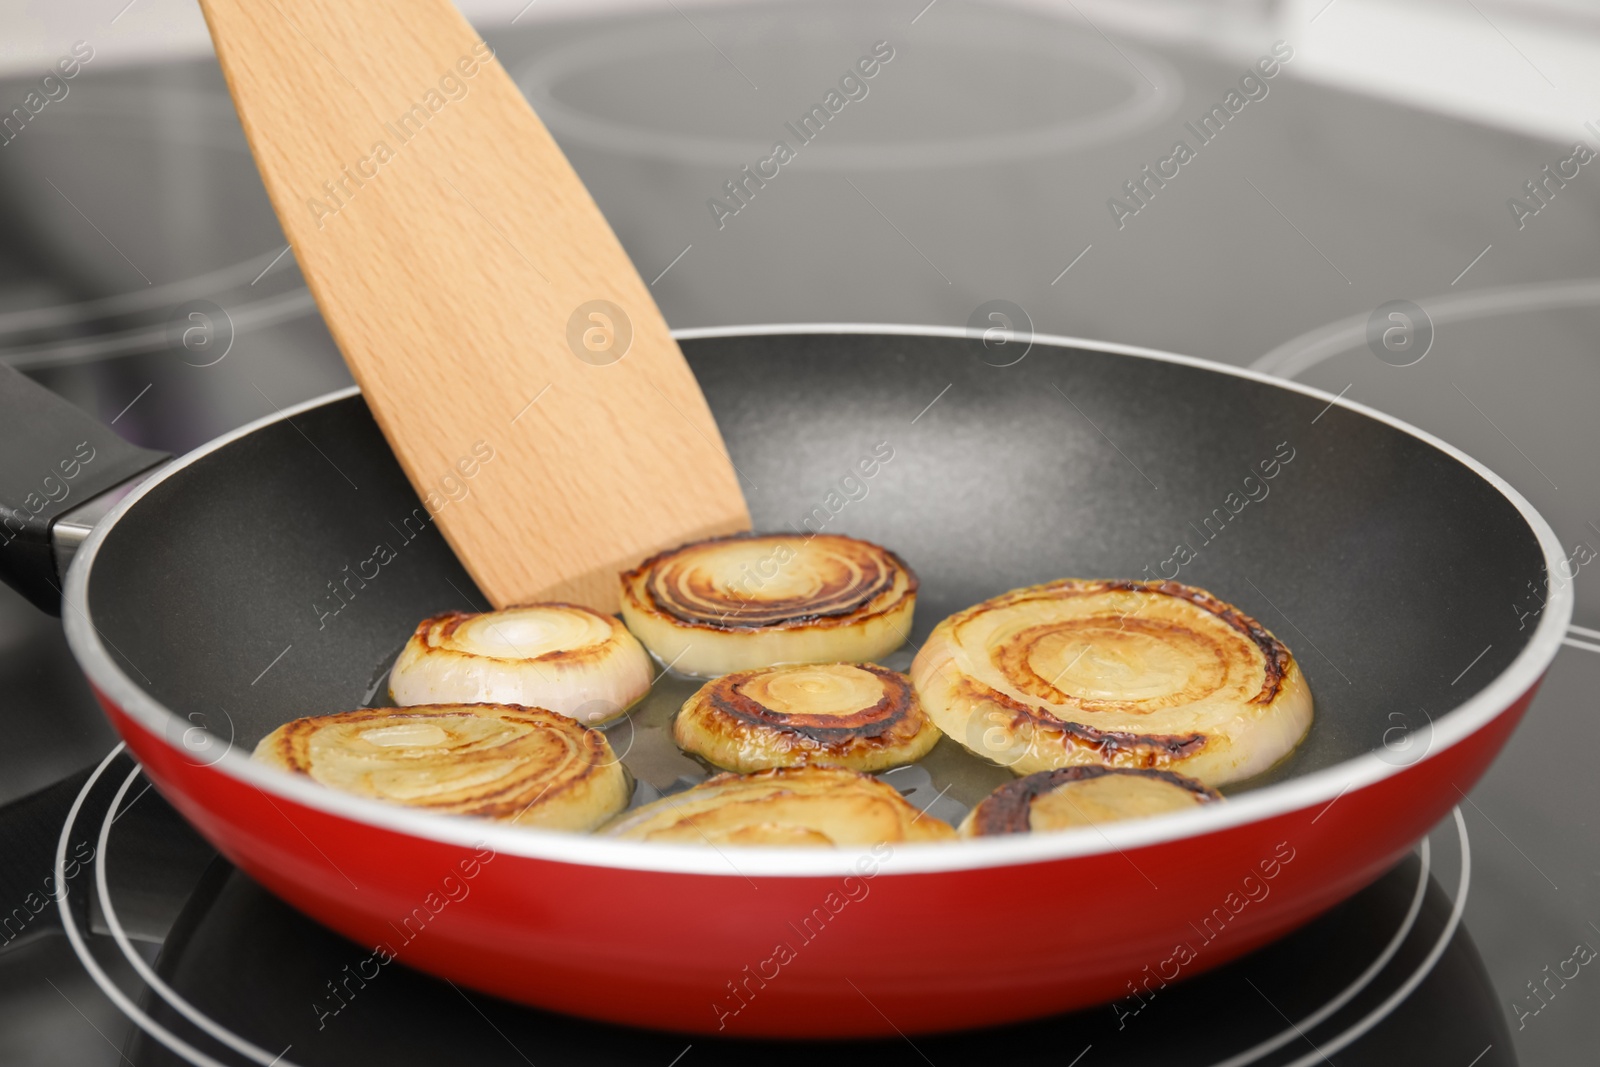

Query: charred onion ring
left=619, top=533, right=917, bottom=677
left=960, top=766, right=1221, bottom=836
left=910, top=579, right=1312, bottom=785
left=673, top=663, right=941, bottom=773
left=252, top=704, right=630, bottom=831
left=602, top=766, right=955, bottom=846
left=389, top=604, right=651, bottom=724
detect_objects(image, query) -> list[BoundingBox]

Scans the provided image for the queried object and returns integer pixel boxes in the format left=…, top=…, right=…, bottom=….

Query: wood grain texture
left=196, top=0, right=749, bottom=611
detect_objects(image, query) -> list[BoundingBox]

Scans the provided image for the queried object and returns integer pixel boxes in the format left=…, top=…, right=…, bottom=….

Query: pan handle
left=0, top=362, right=168, bottom=614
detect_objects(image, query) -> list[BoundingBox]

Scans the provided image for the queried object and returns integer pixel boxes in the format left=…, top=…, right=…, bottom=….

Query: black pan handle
left=0, top=362, right=168, bottom=614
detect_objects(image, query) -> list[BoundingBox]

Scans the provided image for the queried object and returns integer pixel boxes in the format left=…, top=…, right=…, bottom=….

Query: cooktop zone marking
left=705, top=40, right=901, bottom=232
left=55, top=746, right=253, bottom=1067
left=1454, top=785, right=1558, bottom=891
left=1067, top=1, right=1156, bottom=90
left=1251, top=278, right=1600, bottom=379
left=96, top=763, right=304, bottom=1067
left=1106, top=42, right=1296, bottom=232
left=1265, top=810, right=1472, bottom=1067
left=1565, top=623, right=1600, bottom=654
left=666, top=0, right=758, bottom=91
left=61, top=751, right=1470, bottom=1064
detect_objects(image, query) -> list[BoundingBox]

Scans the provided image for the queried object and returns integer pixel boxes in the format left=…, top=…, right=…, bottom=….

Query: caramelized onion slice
left=910, top=579, right=1312, bottom=785
left=602, top=766, right=955, bottom=846
left=960, top=766, right=1221, bottom=836
left=674, top=663, right=942, bottom=773
left=389, top=604, right=652, bottom=724
left=619, top=533, right=917, bottom=677
left=252, top=704, right=630, bottom=832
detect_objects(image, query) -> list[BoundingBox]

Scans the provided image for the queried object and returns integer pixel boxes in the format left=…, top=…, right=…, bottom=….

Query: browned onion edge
left=620, top=531, right=919, bottom=633
left=257, top=704, right=620, bottom=819
left=968, top=766, right=1222, bottom=836
left=949, top=673, right=1210, bottom=764
left=698, top=663, right=915, bottom=743
left=414, top=603, right=625, bottom=665
left=958, top=578, right=1291, bottom=705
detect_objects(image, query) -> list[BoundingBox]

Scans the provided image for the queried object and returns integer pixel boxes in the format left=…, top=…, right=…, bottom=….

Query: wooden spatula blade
left=197, top=0, right=750, bottom=611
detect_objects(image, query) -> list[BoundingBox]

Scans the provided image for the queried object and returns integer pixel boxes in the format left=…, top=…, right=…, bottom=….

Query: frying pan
left=2, top=324, right=1569, bottom=1038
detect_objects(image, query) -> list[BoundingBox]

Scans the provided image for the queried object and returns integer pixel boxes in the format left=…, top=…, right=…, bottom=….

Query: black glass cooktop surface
left=3, top=2, right=1599, bottom=1064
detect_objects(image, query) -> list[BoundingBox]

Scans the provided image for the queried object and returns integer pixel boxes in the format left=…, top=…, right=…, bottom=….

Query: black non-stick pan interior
left=85, top=332, right=1545, bottom=815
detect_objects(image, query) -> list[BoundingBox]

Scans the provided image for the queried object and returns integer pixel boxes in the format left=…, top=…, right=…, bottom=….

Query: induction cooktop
left=2, top=2, right=1598, bottom=1064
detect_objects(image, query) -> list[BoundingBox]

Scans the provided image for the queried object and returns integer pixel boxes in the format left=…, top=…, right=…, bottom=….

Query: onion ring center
left=308, top=714, right=587, bottom=801
left=711, top=664, right=911, bottom=739
left=446, top=607, right=612, bottom=659
left=645, top=537, right=898, bottom=628
left=999, top=617, right=1233, bottom=711
left=741, top=665, right=884, bottom=719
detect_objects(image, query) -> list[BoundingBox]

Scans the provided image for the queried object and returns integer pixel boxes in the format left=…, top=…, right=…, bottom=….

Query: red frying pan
left=3, top=324, right=1568, bottom=1037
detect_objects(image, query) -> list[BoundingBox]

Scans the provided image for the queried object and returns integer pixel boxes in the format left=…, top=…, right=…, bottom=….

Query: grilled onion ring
left=602, top=766, right=955, bottom=846
left=960, top=766, right=1221, bottom=836
left=619, top=533, right=917, bottom=677
left=389, top=604, right=651, bottom=724
left=911, top=579, right=1312, bottom=785
left=674, top=663, right=941, bottom=773
left=252, top=704, right=630, bottom=831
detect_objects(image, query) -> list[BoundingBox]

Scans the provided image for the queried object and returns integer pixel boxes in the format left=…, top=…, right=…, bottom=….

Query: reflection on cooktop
left=513, top=6, right=1182, bottom=170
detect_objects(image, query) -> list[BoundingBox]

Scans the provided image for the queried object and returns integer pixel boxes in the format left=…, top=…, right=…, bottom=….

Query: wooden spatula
left=196, top=0, right=749, bottom=611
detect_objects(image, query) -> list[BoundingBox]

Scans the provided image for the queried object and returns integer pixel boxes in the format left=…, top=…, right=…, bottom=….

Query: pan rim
left=62, top=323, right=1572, bottom=877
